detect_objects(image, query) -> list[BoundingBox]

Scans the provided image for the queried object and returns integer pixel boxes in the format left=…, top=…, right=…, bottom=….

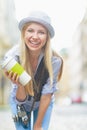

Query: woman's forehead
left=26, top=22, right=47, bottom=31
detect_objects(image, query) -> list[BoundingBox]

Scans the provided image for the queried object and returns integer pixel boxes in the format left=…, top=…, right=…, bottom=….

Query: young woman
left=4, top=11, right=63, bottom=130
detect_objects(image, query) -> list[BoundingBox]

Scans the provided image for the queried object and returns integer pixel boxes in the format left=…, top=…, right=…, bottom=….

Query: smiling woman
left=2, top=10, right=63, bottom=130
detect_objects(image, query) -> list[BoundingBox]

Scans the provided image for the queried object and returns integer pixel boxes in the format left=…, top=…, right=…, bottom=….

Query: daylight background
left=0, top=0, right=87, bottom=130
left=14, top=0, right=87, bottom=51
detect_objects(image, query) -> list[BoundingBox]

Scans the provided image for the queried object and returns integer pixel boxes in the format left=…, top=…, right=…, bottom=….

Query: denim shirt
left=5, top=44, right=62, bottom=112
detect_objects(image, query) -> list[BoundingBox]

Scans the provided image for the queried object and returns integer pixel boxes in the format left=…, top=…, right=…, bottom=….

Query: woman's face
left=24, top=22, right=48, bottom=53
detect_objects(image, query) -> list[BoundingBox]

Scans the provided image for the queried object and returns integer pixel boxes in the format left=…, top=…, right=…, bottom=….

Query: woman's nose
left=32, top=32, right=39, bottom=38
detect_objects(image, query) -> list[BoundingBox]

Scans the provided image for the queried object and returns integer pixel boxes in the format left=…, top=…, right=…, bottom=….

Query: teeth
left=31, top=42, right=39, bottom=45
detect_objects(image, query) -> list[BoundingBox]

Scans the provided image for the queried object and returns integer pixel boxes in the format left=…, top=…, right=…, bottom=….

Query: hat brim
left=18, top=17, right=55, bottom=38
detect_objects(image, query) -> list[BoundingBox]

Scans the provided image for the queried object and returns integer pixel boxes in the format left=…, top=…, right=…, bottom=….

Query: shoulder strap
left=33, top=57, right=49, bottom=101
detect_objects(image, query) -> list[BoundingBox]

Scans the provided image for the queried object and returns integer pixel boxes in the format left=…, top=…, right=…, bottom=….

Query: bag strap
left=33, top=57, right=49, bottom=101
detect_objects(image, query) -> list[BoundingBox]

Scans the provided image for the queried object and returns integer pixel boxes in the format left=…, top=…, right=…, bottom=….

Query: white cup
left=1, top=56, right=31, bottom=86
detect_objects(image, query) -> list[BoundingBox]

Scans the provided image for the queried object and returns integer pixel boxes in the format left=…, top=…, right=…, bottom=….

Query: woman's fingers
left=5, top=70, right=19, bottom=83
left=4, top=70, right=22, bottom=86
left=8, top=71, right=14, bottom=79
left=4, top=70, right=9, bottom=76
left=11, top=72, right=18, bottom=82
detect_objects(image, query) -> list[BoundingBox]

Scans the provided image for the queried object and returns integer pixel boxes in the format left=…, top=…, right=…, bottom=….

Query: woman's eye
left=27, top=29, right=33, bottom=32
left=39, top=31, right=45, bottom=34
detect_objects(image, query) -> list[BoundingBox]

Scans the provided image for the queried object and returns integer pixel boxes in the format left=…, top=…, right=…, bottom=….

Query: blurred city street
left=0, top=1, right=87, bottom=130
left=0, top=103, right=87, bottom=130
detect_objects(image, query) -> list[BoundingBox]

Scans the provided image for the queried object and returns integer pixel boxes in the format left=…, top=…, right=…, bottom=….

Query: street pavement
left=0, top=103, right=87, bottom=130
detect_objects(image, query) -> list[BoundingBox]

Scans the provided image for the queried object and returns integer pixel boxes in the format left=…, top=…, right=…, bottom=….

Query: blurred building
left=68, top=8, right=87, bottom=103
left=0, top=0, right=19, bottom=47
left=0, top=0, right=19, bottom=105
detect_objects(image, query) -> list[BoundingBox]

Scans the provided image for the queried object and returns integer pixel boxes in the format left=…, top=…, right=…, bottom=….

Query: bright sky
left=14, top=0, right=87, bottom=51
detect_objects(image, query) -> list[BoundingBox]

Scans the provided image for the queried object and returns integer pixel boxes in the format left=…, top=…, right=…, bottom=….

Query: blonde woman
left=4, top=11, right=63, bottom=130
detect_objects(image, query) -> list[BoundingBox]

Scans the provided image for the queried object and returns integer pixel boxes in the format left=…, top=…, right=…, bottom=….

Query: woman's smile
left=29, top=39, right=40, bottom=46
left=24, top=22, right=47, bottom=51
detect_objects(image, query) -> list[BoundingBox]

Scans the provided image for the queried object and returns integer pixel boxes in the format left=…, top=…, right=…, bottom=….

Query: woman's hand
left=4, top=70, right=22, bottom=86
left=33, top=123, right=43, bottom=130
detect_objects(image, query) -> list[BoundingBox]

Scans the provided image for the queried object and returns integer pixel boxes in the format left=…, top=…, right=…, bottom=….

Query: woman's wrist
left=16, top=95, right=27, bottom=102
left=35, top=121, right=42, bottom=127
left=16, top=84, right=27, bottom=101
left=34, top=121, right=42, bottom=130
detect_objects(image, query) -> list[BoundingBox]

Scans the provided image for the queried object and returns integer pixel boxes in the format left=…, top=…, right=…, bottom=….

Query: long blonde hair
left=20, top=23, right=63, bottom=96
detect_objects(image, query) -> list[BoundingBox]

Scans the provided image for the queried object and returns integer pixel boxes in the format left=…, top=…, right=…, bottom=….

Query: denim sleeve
left=10, top=83, right=29, bottom=104
left=41, top=57, right=62, bottom=95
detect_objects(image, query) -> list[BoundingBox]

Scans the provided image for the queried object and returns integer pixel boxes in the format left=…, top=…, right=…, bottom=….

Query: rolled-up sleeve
left=42, top=57, right=62, bottom=95
left=10, top=83, right=28, bottom=104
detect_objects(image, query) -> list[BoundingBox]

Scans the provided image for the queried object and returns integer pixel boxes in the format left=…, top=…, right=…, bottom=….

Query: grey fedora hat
left=18, top=11, right=55, bottom=38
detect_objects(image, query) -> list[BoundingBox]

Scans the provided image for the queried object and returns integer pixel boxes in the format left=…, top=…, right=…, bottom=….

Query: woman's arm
left=5, top=70, right=27, bottom=101
left=16, top=84, right=27, bottom=101
left=34, top=93, right=52, bottom=130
